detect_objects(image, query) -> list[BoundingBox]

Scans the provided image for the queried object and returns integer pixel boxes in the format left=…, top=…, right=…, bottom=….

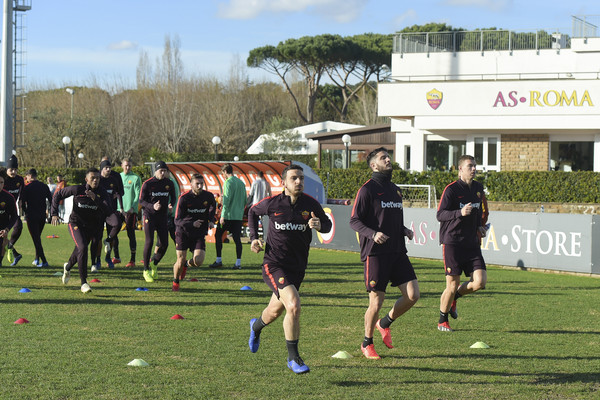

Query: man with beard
left=350, top=147, right=420, bottom=360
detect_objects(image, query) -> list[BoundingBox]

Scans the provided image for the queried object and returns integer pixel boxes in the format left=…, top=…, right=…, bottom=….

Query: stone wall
left=501, top=134, right=549, bottom=171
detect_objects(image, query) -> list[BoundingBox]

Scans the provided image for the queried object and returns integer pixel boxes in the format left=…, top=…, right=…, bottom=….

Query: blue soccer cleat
left=248, top=318, right=260, bottom=353
left=287, top=357, right=310, bottom=374
left=10, top=254, right=22, bottom=266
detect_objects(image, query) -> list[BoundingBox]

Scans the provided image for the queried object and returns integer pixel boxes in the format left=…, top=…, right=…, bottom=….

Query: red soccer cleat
left=438, top=321, right=453, bottom=332
left=361, top=344, right=381, bottom=360
left=172, top=282, right=180, bottom=292
left=376, top=319, right=394, bottom=349
left=112, top=258, right=121, bottom=264
left=125, top=261, right=135, bottom=268
left=449, top=300, right=458, bottom=319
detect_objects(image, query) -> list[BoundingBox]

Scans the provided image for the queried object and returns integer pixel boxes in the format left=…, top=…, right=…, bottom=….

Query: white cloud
left=108, top=40, right=139, bottom=51
left=217, top=0, right=368, bottom=23
left=393, top=9, right=418, bottom=28
left=442, top=0, right=512, bottom=12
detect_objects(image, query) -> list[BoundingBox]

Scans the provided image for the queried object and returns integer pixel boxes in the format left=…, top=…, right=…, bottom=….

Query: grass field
left=1, top=224, right=599, bottom=399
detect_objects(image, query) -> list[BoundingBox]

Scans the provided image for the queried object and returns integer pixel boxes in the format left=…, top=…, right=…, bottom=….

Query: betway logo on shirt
left=78, top=203, right=98, bottom=210
left=7, top=189, right=18, bottom=195
left=188, top=208, right=206, bottom=213
left=152, top=192, right=169, bottom=197
left=459, top=202, right=481, bottom=209
left=274, top=221, right=307, bottom=232
left=381, top=200, right=403, bottom=209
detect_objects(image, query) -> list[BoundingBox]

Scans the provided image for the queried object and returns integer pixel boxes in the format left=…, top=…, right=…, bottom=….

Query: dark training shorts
left=175, top=230, right=206, bottom=252
left=262, top=263, right=305, bottom=298
left=442, top=244, right=486, bottom=277
left=364, top=252, right=417, bottom=292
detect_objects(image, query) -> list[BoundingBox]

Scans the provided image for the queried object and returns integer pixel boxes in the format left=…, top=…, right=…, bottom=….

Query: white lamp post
left=342, top=134, right=351, bottom=169
left=62, top=136, right=71, bottom=168
left=212, top=136, right=221, bottom=161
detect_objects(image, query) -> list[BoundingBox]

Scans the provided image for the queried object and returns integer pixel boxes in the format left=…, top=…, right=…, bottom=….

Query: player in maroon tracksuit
left=0, top=172, right=18, bottom=267
left=247, top=164, right=332, bottom=375
left=350, top=147, right=420, bottom=360
left=21, top=169, right=52, bottom=267
left=4, top=155, right=24, bottom=266
left=139, top=161, right=176, bottom=282
left=436, top=154, right=488, bottom=332
left=51, top=168, right=115, bottom=293
left=95, top=159, right=124, bottom=270
left=172, top=174, right=216, bottom=291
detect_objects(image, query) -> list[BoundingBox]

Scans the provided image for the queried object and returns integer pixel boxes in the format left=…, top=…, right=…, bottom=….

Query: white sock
left=216, top=257, right=222, bottom=263
left=235, top=259, right=241, bottom=266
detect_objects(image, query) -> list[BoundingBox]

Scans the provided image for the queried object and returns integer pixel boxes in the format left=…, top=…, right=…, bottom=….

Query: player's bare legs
left=440, top=275, right=460, bottom=313
left=389, top=279, right=420, bottom=319
left=365, top=291, right=385, bottom=338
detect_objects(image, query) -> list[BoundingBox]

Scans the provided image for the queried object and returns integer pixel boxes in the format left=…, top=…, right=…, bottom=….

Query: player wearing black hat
left=138, top=161, right=176, bottom=282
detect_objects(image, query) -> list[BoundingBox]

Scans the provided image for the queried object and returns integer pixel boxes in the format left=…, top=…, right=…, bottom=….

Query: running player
left=172, top=174, right=215, bottom=291
left=247, top=164, right=332, bottom=374
left=96, top=159, right=124, bottom=270
left=21, top=169, right=53, bottom=267
left=4, top=155, right=24, bottom=266
left=350, top=147, right=420, bottom=360
left=437, top=154, right=488, bottom=332
left=119, top=158, right=141, bottom=268
left=0, top=171, right=18, bottom=267
left=139, top=161, right=176, bottom=282
left=51, top=168, right=114, bottom=293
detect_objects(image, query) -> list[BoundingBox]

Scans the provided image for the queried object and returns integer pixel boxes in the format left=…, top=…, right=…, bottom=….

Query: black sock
left=439, top=311, right=449, bottom=324
left=12, top=248, right=20, bottom=257
left=379, top=314, right=395, bottom=329
left=173, top=278, right=179, bottom=283
left=6, top=242, right=12, bottom=249
left=286, top=339, right=300, bottom=362
left=362, top=336, right=373, bottom=348
left=252, top=316, right=267, bottom=335
left=454, top=292, right=463, bottom=301
left=130, top=251, right=136, bottom=262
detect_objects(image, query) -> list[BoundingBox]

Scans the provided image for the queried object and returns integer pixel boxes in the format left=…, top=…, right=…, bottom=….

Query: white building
left=378, top=16, right=600, bottom=172
left=246, top=121, right=362, bottom=155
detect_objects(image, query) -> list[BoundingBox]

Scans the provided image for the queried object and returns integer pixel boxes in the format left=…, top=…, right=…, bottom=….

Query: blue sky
left=20, top=0, right=595, bottom=88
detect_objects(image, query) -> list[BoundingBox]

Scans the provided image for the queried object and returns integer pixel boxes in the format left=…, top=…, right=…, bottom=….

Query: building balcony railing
left=393, top=30, right=570, bottom=54
left=393, top=16, right=600, bottom=55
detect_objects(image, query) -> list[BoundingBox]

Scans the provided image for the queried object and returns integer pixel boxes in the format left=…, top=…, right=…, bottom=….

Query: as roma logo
left=301, top=211, right=309, bottom=220
left=165, top=185, right=170, bottom=190
left=278, top=277, right=285, bottom=285
left=427, top=89, right=443, bottom=110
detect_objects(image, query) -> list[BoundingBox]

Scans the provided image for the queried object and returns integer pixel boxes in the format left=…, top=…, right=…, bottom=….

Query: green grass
left=1, top=224, right=599, bottom=399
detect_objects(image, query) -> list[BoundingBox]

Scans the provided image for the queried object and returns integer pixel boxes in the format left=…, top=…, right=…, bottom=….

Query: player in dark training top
left=0, top=171, right=18, bottom=267
left=51, top=168, right=115, bottom=293
left=350, top=147, right=420, bottom=360
left=247, top=164, right=332, bottom=375
left=436, top=154, right=488, bottom=332
left=172, top=174, right=215, bottom=291
left=3, top=155, right=25, bottom=266
left=139, top=161, right=176, bottom=283
left=95, top=159, right=124, bottom=270
left=21, top=169, right=53, bottom=267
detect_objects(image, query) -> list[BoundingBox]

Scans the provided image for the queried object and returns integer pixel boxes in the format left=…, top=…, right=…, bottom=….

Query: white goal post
left=396, top=184, right=437, bottom=208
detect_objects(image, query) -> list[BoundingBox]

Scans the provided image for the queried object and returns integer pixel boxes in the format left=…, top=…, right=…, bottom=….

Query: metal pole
left=214, top=144, right=218, bottom=161
left=345, top=144, right=349, bottom=169
left=64, top=143, right=68, bottom=168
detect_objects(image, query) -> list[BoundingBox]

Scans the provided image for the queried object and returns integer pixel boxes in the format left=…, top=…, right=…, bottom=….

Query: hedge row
left=20, top=164, right=600, bottom=204
left=316, top=169, right=600, bottom=204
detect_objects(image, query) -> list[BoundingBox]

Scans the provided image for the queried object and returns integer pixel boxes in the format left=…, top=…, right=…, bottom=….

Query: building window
left=473, top=136, right=499, bottom=171
left=426, top=140, right=466, bottom=171
left=550, top=142, right=593, bottom=171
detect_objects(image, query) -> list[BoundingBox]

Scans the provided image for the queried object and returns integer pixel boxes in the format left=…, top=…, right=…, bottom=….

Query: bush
left=315, top=169, right=600, bottom=203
